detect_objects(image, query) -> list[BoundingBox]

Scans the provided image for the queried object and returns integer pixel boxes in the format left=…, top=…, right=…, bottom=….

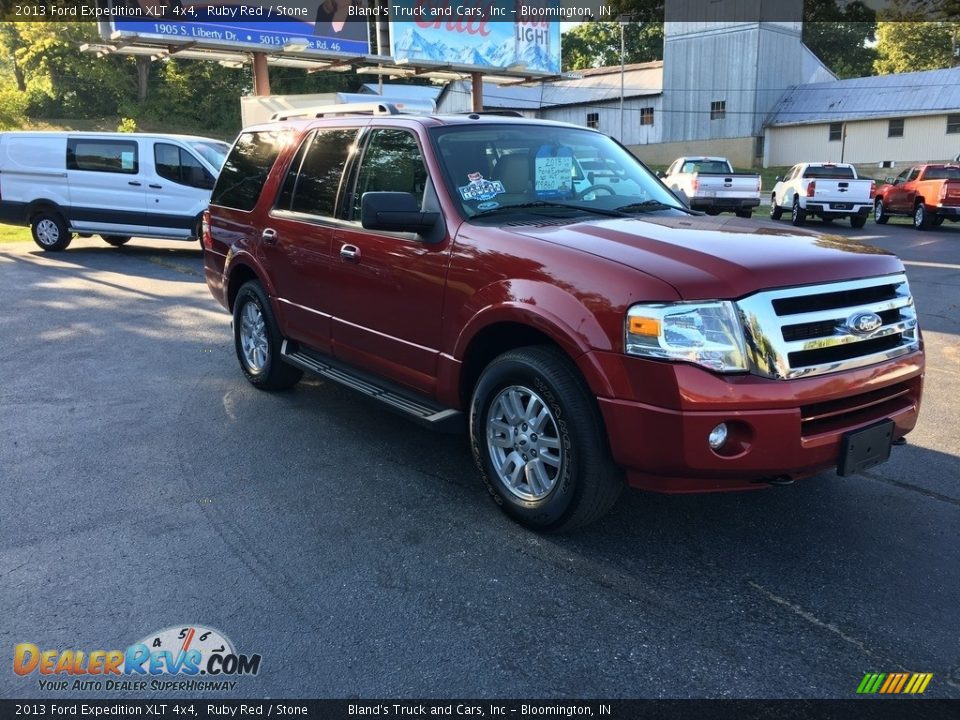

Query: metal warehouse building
left=435, top=62, right=664, bottom=147
left=763, top=67, right=960, bottom=167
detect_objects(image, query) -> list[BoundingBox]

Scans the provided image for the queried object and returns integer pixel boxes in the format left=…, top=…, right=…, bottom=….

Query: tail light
left=940, top=184, right=948, bottom=201
left=202, top=210, right=212, bottom=249
left=691, top=178, right=699, bottom=193
left=757, top=178, right=762, bottom=192
left=806, top=181, right=816, bottom=198
left=870, top=182, right=876, bottom=200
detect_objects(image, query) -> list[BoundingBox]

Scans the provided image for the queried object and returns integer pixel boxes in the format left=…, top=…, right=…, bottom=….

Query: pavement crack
left=748, top=580, right=891, bottom=662
left=861, top=472, right=960, bottom=508
left=747, top=580, right=960, bottom=692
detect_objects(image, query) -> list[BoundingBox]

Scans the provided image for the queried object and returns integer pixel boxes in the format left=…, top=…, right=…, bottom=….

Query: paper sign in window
left=121, top=151, right=135, bottom=170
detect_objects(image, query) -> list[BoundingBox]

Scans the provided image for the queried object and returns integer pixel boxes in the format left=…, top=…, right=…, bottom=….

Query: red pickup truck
left=874, top=163, right=960, bottom=229
left=203, top=107, right=924, bottom=531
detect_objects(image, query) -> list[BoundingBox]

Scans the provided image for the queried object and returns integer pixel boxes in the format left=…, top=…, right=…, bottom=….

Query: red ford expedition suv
left=203, top=105, right=924, bottom=531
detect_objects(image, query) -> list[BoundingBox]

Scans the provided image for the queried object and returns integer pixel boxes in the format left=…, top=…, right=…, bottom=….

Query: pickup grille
left=736, top=273, right=919, bottom=379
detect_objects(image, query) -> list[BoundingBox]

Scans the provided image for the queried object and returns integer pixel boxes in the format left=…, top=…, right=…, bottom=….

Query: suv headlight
left=625, top=301, right=748, bottom=373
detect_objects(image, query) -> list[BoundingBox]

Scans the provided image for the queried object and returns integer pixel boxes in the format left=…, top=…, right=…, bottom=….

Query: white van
left=0, top=132, right=229, bottom=251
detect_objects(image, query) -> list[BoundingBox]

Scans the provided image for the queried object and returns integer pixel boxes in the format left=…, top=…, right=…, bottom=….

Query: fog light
left=708, top=423, right=728, bottom=450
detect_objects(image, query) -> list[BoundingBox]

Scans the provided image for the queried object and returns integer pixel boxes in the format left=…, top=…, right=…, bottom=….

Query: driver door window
left=351, top=129, right=428, bottom=220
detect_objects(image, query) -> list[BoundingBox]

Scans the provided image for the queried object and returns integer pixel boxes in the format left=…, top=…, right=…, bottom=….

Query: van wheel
left=735, top=210, right=752, bottom=219
left=470, top=346, right=623, bottom=532
left=791, top=197, right=807, bottom=227
left=232, top=281, right=302, bottom=391
left=31, top=212, right=72, bottom=252
left=101, top=235, right=131, bottom=247
left=850, top=215, right=867, bottom=229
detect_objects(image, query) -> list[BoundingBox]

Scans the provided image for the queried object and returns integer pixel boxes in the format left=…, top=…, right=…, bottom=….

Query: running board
left=281, top=341, right=464, bottom=433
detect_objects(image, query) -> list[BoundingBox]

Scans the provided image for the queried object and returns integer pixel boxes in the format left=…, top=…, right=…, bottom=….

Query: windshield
left=431, top=124, right=682, bottom=219
left=188, top=140, right=230, bottom=171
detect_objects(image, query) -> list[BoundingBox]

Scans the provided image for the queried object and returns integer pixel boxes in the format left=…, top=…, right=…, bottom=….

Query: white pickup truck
left=662, top=156, right=761, bottom=218
left=770, top=162, right=875, bottom=228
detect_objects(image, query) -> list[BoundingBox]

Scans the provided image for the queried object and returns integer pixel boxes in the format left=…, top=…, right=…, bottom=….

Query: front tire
left=232, top=281, right=303, bottom=390
left=31, top=212, right=72, bottom=252
left=874, top=199, right=889, bottom=224
left=913, top=202, right=931, bottom=230
left=850, top=215, right=867, bottom=229
left=101, top=235, right=131, bottom=247
left=770, top=195, right=783, bottom=220
left=791, top=197, right=807, bottom=227
left=470, top=346, right=623, bottom=532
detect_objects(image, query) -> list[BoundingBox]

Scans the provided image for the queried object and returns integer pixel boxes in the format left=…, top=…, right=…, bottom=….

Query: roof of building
left=438, top=62, right=663, bottom=111
left=767, top=66, right=960, bottom=127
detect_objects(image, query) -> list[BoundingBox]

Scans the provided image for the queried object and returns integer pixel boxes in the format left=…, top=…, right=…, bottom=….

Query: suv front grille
left=736, top=273, right=919, bottom=380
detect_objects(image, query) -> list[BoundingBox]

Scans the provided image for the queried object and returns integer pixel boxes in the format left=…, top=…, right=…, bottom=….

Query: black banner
left=1, top=699, right=959, bottom=720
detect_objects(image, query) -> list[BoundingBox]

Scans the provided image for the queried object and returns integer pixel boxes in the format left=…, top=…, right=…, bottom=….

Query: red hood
left=508, top=213, right=904, bottom=300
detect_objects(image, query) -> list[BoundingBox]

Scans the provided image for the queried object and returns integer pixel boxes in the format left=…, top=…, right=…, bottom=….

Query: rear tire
left=850, top=215, right=867, bottom=229
left=735, top=210, right=752, bottom=219
left=874, top=199, right=889, bottom=224
left=101, top=235, right=131, bottom=247
left=232, top=281, right=303, bottom=391
left=791, top=197, right=807, bottom=227
left=30, top=212, right=72, bottom=252
left=470, top=346, right=623, bottom=532
left=932, top=216, right=944, bottom=227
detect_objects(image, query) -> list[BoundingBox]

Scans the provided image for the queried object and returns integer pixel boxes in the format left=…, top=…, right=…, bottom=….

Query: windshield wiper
left=471, top=201, right=628, bottom=219
left=615, top=200, right=699, bottom=215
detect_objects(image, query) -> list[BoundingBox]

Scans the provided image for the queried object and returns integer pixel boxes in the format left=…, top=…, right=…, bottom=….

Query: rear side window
left=211, top=130, right=291, bottom=211
left=67, top=139, right=138, bottom=174
left=291, top=129, right=356, bottom=217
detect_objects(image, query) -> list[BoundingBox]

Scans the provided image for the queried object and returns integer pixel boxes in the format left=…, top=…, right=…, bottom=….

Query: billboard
left=108, top=1, right=370, bottom=56
left=388, top=0, right=561, bottom=75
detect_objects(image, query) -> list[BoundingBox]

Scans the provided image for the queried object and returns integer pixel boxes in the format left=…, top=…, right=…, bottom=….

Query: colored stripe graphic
left=857, top=673, right=932, bottom=694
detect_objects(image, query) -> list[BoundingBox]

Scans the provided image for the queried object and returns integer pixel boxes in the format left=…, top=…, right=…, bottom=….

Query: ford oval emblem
left=847, top=311, right=883, bottom=336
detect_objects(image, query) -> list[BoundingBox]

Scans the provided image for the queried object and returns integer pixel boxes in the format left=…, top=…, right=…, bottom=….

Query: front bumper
left=587, top=350, right=924, bottom=493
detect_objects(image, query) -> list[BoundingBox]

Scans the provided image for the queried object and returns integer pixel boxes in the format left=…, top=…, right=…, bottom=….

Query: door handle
left=128, top=181, right=142, bottom=186
left=340, top=244, right=360, bottom=262
left=149, top=184, right=162, bottom=189
left=261, top=228, right=278, bottom=244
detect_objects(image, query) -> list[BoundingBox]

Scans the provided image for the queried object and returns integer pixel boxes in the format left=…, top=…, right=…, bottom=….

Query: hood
left=508, top=213, right=903, bottom=300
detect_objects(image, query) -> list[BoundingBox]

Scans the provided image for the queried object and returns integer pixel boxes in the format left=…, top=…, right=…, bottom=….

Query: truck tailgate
left=809, top=179, right=873, bottom=204
left=695, top=174, right=760, bottom=198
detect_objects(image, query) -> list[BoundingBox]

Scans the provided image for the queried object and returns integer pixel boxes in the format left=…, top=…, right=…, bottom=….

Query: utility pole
left=619, top=15, right=631, bottom=144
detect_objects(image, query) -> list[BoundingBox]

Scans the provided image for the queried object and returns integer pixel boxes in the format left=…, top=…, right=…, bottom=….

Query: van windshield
left=431, top=124, right=680, bottom=218
left=189, top=140, right=230, bottom=171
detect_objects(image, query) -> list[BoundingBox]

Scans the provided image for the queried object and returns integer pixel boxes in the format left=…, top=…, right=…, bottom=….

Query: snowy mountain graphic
left=391, top=24, right=558, bottom=73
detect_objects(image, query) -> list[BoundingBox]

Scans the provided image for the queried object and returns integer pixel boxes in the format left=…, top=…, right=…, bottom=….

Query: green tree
left=802, top=0, right=878, bottom=78
left=561, top=21, right=664, bottom=71
left=874, top=23, right=956, bottom=74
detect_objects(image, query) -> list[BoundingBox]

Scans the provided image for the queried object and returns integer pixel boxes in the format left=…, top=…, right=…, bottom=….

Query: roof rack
left=271, top=101, right=435, bottom=121
left=459, top=110, right=524, bottom=118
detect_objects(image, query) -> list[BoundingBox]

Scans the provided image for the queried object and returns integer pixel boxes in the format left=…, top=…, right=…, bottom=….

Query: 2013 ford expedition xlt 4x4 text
left=203, top=104, right=924, bottom=531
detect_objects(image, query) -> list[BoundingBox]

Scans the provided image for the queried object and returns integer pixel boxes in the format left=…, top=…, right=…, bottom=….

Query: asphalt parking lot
left=1, top=215, right=958, bottom=700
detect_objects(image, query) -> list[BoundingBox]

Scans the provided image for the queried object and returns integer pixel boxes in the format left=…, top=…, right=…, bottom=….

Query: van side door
left=65, top=137, right=148, bottom=235
left=150, top=142, right=217, bottom=239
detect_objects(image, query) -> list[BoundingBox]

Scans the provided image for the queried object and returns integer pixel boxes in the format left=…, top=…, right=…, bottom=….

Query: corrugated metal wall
left=766, top=115, right=960, bottom=167
left=661, top=22, right=805, bottom=143
left=540, top=98, right=663, bottom=145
